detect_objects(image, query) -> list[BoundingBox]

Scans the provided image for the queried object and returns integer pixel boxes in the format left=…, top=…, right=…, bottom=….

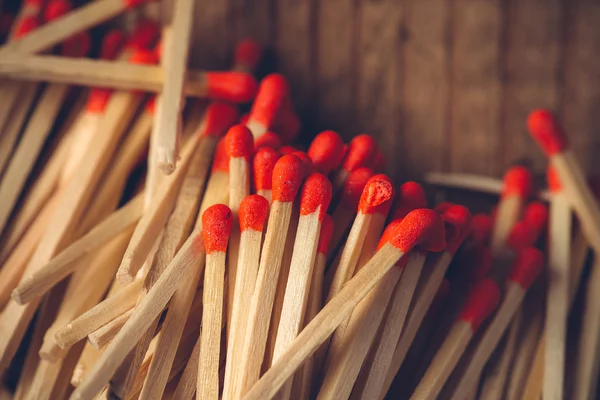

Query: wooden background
left=170, top=0, right=599, bottom=182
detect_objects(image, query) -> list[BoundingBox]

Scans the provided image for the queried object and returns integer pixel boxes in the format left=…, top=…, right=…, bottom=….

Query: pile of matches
left=1, top=1, right=600, bottom=400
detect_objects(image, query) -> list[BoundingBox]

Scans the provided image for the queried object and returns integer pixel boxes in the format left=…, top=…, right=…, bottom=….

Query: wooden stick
left=0, top=53, right=258, bottom=102
left=154, top=0, right=195, bottom=173
left=172, top=337, right=201, bottom=400
left=222, top=195, right=269, bottom=400
left=87, top=309, right=133, bottom=350
left=330, top=135, right=378, bottom=197
left=12, top=194, right=144, bottom=305
left=245, top=74, right=289, bottom=138
left=242, top=210, right=445, bottom=400
left=253, top=146, right=279, bottom=205
left=411, top=279, right=500, bottom=400
left=232, top=155, right=305, bottom=399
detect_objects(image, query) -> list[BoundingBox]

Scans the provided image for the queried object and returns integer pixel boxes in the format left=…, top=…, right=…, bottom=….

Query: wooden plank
left=501, top=0, right=562, bottom=171
left=449, top=0, right=503, bottom=175
left=316, top=0, right=356, bottom=138
left=562, top=0, right=600, bottom=175
left=190, top=0, right=231, bottom=68
left=400, top=0, right=450, bottom=180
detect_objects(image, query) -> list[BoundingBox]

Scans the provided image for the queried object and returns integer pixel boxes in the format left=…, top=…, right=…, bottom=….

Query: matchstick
left=253, top=146, right=280, bottom=204
left=154, top=0, right=196, bottom=174
left=232, top=154, right=305, bottom=399
left=198, top=205, right=232, bottom=400
left=87, top=309, right=133, bottom=349
left=448, top=248, right=544, bottom=400
left=543, top=165, right=571, bottom=400
left=233, top=39, right=263, bottom=73
left=222, top=195, right=269, bottom=400
left=411, top=278, right=500, bottom=400
left=254, top=132, right=282, bottom=151
left=331, top=134, right=378, bottom=196
left=245, top=74, right=289, bottom=138
left=271, top=174, right=332, bottom=399
left=307, top=130, right=347, bottom=177
left=242, top=209, right=446, bottom=400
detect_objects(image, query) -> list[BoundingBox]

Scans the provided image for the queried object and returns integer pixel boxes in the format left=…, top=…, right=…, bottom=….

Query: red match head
left=279, top=146, right=296, bottom=155
left=86, top=89, right=112, bottom=113
left=240, top=113, right=250, bottom=125
left=523, top=201, right=548, bottom=239
left=61, top=31, right=91, bottom=57
left=358, top=174, right=394, bottom=215
left=379, top=209, right=446, bottom=253
left=391, top=182, right=427, bottom=221
left=44, top=0, right=70, bottom=22
left=341, top=134, right=378, bottom=173
left=145, top=96, right=156, bottom=114
left=202, top=204, right=233, bottom=253
left=272, top=154, right=305, bottom=202
left=318, top=215, right=334, bottom=255
left=15, top=17, right=38, bottom=38
left=124, top=0, right=154, bottom=9
left=292, top=151, right=313, bottom=176
left=100, top=29, right=126, bottom=60
left=468, top=213, right=493, bottom=246
left=127, top=19, right=160, bottom=51
left=458, top=278, right=501, bottom=331
left=340, top=167, right=374, bottom=209
left=199, top=102, right=239, bottom=138
left=275, top=107, right=301, bottom=144
left=239, top=195, right=269, bottom=232
left=502, top=166, right=532, bottom=199
left=435, top=202, right=453, bottom=213
left=226, top=125, right=254, bottom=162
left=129, top=48, right=158, bottom=65
left=300, top=174, right=332, bottom=220
left=547, top=165, right=561, bottom=193
left=527, top=109, right=568, bottom=157
left=507, top=221, right=537, bottom=253
left=253, top=147, right=279, bottom=191
left=205, top=72, right=258, bottom=103
left=307, top=130, right=347, bottom=176
left=439, top=204, right=472, bottom=254
left=234, top=39, right=262, bottom=71
left=249, top=74, right=290, bottom=129
left=211, top=138, right=229, bottom=173
left=508, top=247, right=544, bottom=290
left=255, top=132, right=282, bottom=150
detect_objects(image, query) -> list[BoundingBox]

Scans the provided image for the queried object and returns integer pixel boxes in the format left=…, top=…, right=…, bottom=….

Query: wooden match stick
left=253, top=146, right=280, bottom=204
left=222, top=195, right=269, bottom=400
left=197, top=204, right=232, bottom=400
left=87, top=309, right=133, bottom=349
left=245, top=74, right=289, bottom=138
left=543, top=165, right=571, bottom=400
left=307, top=130, right=347, bottom=177
left=448, top=248, right=544, bottom=400
left=242, top=209, right=446, bottom=400
left=411, top=278, right=500, bottom=400
left=331, top=134, right=378, bottom=196
left=232, top=154, right=305, bottom=399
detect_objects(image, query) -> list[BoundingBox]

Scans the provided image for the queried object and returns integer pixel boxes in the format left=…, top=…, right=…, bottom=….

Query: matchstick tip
left=527, top=109, right=568, bottom=156
left=292, top=151, right=313, bottom=176
left=211, top=139, right=229, bottom=173
left=157, top=148, right=177, bottom=175
left=14, top=16, right=39, bottom=38
left=272, top=154, right=305, bottom=202
left=44, top=0, right=70, bottom=22
left=86, top=88, right=112, bottom=113
left=391, top=181, right=426, bottom=221
left=507, top=220, right=537, bottom=253
left=468, top=213, right=493, bottom=246
left=239, top=195, right=270, bottom=232
left=275, top=106, right=301, bottom=144
left=508, top=247, right=544, bottom=290
left=340, top=167, right=374, bottom=209
left=235, top=39, right=263, bottom=71
left=341, top=134, right=378, bottom=173
left=381, top=208, right=446, bottom=253
left=226, top=125, right=254, bottom=161
left=358, top=174, right=394, bottom=215
left=307, top=130, right=347, bottom=175
left=372, top=149, right=387, bottom=172
left=547, top=165, right=562, bottom=193
left=255, top=132, right=282, bottom=150
left=100, top=29, right=127, bottom=60
left=200, top=102, right=240, bottom=138
left=205, top=72, right=258, bottom=103
left=279, top=146, right=295, bottom=155
left=300, top=173, right=333, bottom=220
left=502, top=165, right=532, bottom=199
left=129, top=48, right=158, bottom=65
left=458, top=278, right=500, bottom=331
left=202, top=204, right=233, bottom=253
left=318, top=215, right=334, bottom=254
left=523, top=201, right=548, bottom=238
left=128, top=19, right=161, bottom=51
left=253, top=147, right=280, bottom=191
left=249, top=74, right=290, bottom=129
left=61, top=31, right=91, bottom=57
left=439, top=204, right=472, bottom=254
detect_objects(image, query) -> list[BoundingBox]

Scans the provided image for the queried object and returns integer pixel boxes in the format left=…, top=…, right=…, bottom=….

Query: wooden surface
left=180, top=0, right=600, bottom=180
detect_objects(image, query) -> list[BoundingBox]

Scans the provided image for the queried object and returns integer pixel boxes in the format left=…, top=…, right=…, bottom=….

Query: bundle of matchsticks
left=1, top=1, right=600, bottom=400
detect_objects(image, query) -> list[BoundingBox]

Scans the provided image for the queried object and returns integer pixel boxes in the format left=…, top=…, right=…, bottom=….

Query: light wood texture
left=87, top=309, right=133, bottom=350
left=411, top=321, right=473, bottom=400
left=243, top=243, right=404, bottom=400
left=172, top=337, right=200, bottom=400
left=60, top=110, right=103, bottom=187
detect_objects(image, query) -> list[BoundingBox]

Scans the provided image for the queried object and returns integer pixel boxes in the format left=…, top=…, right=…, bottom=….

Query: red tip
left=145, top=96, right=156, bottom=114
left=202, top=204, right=233, bottom=253
left=440, top=205, right=472, bottom=254
left=275, top=106, right=301, bottom=144
left=200, top=102, right=240, bottom=138
left=358, top=174, right=394, bottom=214
left=44, top=0, right=70, bottom=22
left=468, top=214, right=493, bottom=246
left=211, top=139, right=229, bottom=173
left=123, top=0, right=151, bottom=9
left=341, top=134, right=378, bottom=172
left=372, top=149, right=387, bottom=173
left=226, top=125, right=254, bottom=162
left=292, top=151, right=313, bottom=176
left=239, top=195, right=269, bottom=232
left=507, top=221, right=537, bottom=253
left=205, top=72, right=258, bottom=103
left=508, top=247, right=544, bottom=290
left=255, top=132, right=282, bottom=150
left=15, top=17, right=39, bottom=38
left=86, top=88, right=112, bottom=113
left=392, top=181, right=427, bottom=221
left=127, top=19, right=160, bottom=51
left=435, top=202, right=453, bottom=213
left=299, top=174, right=332, bottom=220
left=380, top=209, right=446, bottom=253
left=272, top=154, right=305, bottom=202
left=527, top=109, right=568, bottom=157
left=100, top=29, right=126, bottom=60
left=129, top=48, right=158, bottom=65
left=307, top=130, right=347, bottom=175
left=502, top=166, right=533, bottom=199
left=249, top=74, right=290, bottom=129
left=253, top=147, right=279, bottom=191
left=318, top=215, right=334, bottom=254
left=279, top=146, right=296, bottom=155
left=240, top=113, right=250, bottom=125
left=523, top=201, right=548, bottom=239
left=234, top=39, right=262, bottom=71
left=547, top=166, right=561, bottom=193
left=458, top=278, right=501, bottom=331
left=61, top=31, right=90, bottom=57
left=340, top=167, right=374, bottom=209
